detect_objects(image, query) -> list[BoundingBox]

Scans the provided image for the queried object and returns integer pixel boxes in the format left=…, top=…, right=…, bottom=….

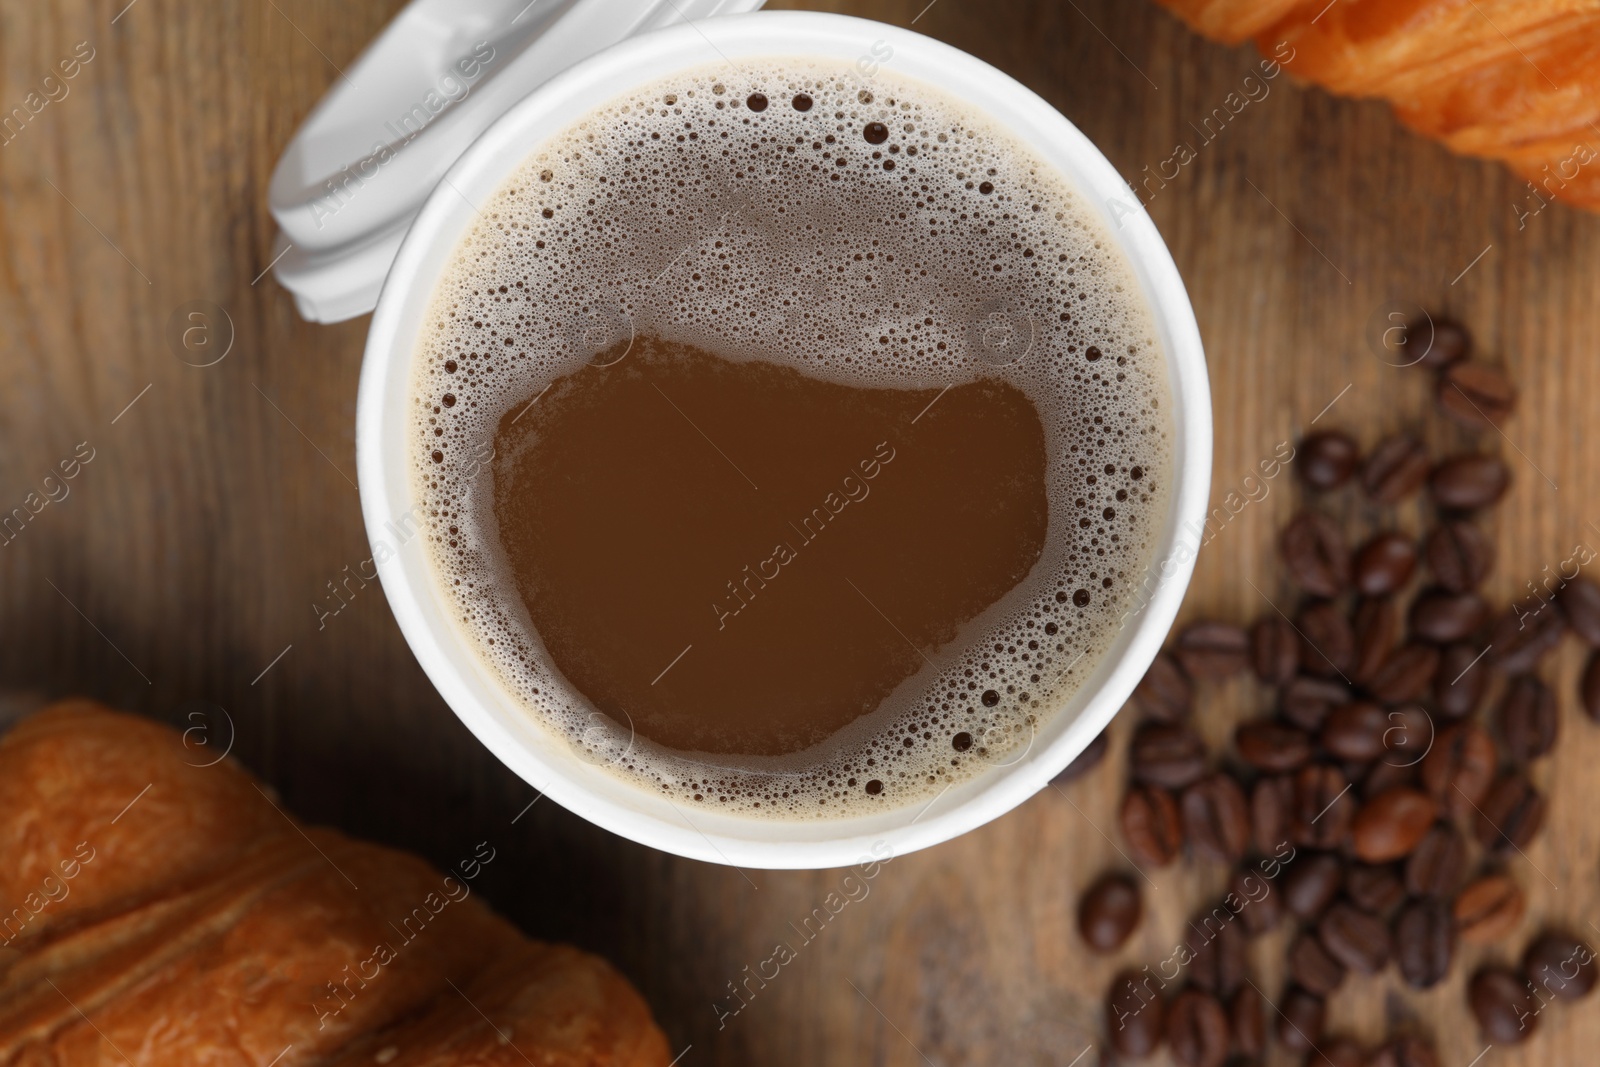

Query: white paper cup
left=357, top=10, right=1211, bottom=870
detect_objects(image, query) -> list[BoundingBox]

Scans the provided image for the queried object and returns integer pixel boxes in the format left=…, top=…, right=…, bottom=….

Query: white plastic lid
left=268, top=0, right=765, bottom=323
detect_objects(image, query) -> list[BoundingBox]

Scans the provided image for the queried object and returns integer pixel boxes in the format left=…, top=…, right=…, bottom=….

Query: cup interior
left=357, top=10, right=1212, bottom=869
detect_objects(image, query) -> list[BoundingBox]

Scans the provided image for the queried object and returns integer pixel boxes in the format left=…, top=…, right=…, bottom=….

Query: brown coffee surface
left=493, top=336, right=1048, bottom=757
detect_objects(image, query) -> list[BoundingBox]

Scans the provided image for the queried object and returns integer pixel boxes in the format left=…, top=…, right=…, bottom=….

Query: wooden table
left=3, top=0, right=1597, bottom=1063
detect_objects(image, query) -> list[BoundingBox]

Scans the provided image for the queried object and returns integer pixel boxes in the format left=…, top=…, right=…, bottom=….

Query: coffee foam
left=410, top=59, right=1172, bottom=818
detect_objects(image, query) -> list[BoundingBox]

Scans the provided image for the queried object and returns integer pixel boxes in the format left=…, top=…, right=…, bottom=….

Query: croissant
left=1153, top=0, right=1600, bottom=214
left=0, top=700, right=671, bottom=1067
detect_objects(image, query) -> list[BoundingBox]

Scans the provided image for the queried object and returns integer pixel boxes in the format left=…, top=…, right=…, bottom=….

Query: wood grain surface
left=2, top=0, right=1598, bottom=1064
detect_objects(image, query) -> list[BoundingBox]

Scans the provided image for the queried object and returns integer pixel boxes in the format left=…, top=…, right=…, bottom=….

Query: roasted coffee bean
left=1522, top=932, right=1598, bottom=1001
left=1434, top=642, right=1488, bottom=718
left=1404, top=824, right=1466, bottom=899
left=1299, top=430, right=1359, bottom=490
left=1439, top=362, right=1516, bottom=431
left=1380, top=704, right=1434, bottom=768
left=1229, top=866, right=1282, bottom=936
left=1187, top=911, right=1247, bottom=996
left=1167, top=988, right=1230, bottom=1067
left=1134, top=650, right=1193, bottom=721
left=1428, top=455, right=1510, bottom=511
left=1107, top=970, right=1166, bottom=1058
left=1487, top=604, right=1564, bottom=676
left=1354, top=532, right=1418, bottom=597
left=1283, top=852, right=1344, bottom=920
left=1130, top=722, right=1206, bottom=790
left=1052, top=727, right=1109, bottom=784
left=1288, top=931, right=1347, bottom=995
left=1421, top=721, right=1497, bottom=821
left=1351, top=787, right=1437, bottom=862
left=1368, top=1036, right=1441, bottom=1067
left=1281, top=511, right=1350, bottom=598
left=1298, top=600, right=1355, bottom=678
left=1365, top=643, right=1439, bottom=704
left=1585, top=649, right=1600, bottom=723
left=1235, top=719, right=1312, bottom=773
left=1408, top=589, right=1489, bottom=643
left=1362, top=434, right=1431, bottom=504
left=1345, top=863, right=1405, bottom=915
left=1121, top=785, right=1184, bottom=867
left=1410, top=315, right=1471, bottom=369
left=1475, top=774, right=1546, bottom=853
left=1351, top=598, right=1398, bottom=685
left=1425, top=521, right=1495, bottom=592
left=1251, top=615, right=1300, bottom=685
left=1318, top=901, right=1391, bottom=974
left=1280, top=675, right=1352, bottom=731
left=1182, top=773, right=1250, bottom=864
left=1497, top=675, right=1557, bottom=765
left=1320, top=1036, right=1369, bottom=1067
left=1250, top=774, right=1293, bottom=856
left=1228, top=985, right=1265, bottom=1058
left=1275, top=987, right=1325, bottom=1053
left=1468, top=967, right=1539, bottom=1044
left=1078, top=872, right=1142, bottom=953
left=1560, top=577, right=1600, bottom=646
left=1174, top=620, right=1251, bottom=679
left=1291, top=764, right=1355, bottom=849
left=1394, top=899, right=1454, bottom=988
left=1454, top=873, right=1526, bottom=944
left=1319, top=701, right=1388, bottom=762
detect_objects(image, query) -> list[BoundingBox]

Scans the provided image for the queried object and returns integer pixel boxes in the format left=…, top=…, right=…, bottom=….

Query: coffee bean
left=1394, top=899, right=1454, bottom=988
left=1584, top=649, right=1600, bottom=723
left=1425, top=521, right=1495, bottom=593
left=1351, top=598, right=1398, bottom=685
left=1251, top=615, right=1300, bottom=685
left=1454, top=873, right=1526, bottom=944
left=1121, top=785, right=1184, bottom=867
left=1474, top=774, right=1546, bottom=853
left=1429, top=455, right=1510, bottom=511
left=1439, top=362, right=1516, bottom=431
left=1280, top=675, right=1352, bottom=731
left=1404, top=824, right=1466, bottom=898
left=1134, top=650, right=1192, bottom=721
left=1167, top=988, right=1230, bottom=1067
left=1182, top=773, right=1250, bottom=864
left=1298, top=600, right=1355, bottom=678
left=1275, top=987, right=1325, bottom=1053
left=1281, top=511, right=1350, bottom=598
left=1362, top=434, right=1432, bottom=504
left=1299, top=430, right=1360, bottom=490
left=1130, top=722, right=1206, bottom=790
left=1078, top=871, right=1142, bottom=953
left=1422, top=721, right=1497, bottom=821
left=1292, top=764, right=1355, bottom=849
left=1560, top=577, right=1600, bottom=646
left=1365, top=643, right=1439, bottom=704
left=1487, top=604, right=1564, bottom=676
left=1379, top=704, right=1434, bottom=768
left=1497, top=675, right=1557, bottom=765
left=1107, top=970, right=1166, bottom=1057
left=1345, top=862, right=1405, bottom=915
left=1289, top=931, right=1347, bottom=995
left=1187, top=911, right=1247, bottom=996
left=1522, top=932, right=1597, bottom=1001
left=1434, top=642, right=1488, bottom=718
left=1351, top=786, right=1437, bottom=862
left=1174, top=620, right=1251, bottom=679
left=1283, top=852, right=1344, bottom=920
left=1229, top=866, right=1282, bottom=936
left=1235, top=719, right=1312, bottom=773
left=1469, top=967, right=1539, bottom=1044
left=1051, top=727, right=1108, bottom=784
left=1228, top=985, right=1265, bottom=1058
left=1320, top=1036, right=1369, bottom=1067
left=1319, top=701, right=1388, bottom=762
left=1318, top=901, right=1391, bottom=974
left=1369, top=1036, right=1441, bottom=1067
left=1411, top=315, right=1471, bottom=369
left=1250, top=774, right=1293, bottom=855
left=1354, top=532, right=1418, bottom=597
left=1408, top=589, right=1489, bottom=643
